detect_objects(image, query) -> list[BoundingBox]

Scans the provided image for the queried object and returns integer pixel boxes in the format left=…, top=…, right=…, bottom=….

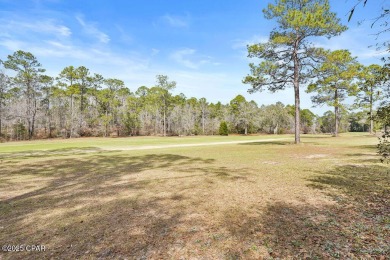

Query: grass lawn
left=0, top=133, right=389, bottom=259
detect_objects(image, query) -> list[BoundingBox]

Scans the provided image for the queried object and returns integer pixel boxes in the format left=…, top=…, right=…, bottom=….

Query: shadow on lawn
left=2, top=148, right=388, bottom=259
left=239, top=141, right=289, bottom=146
left=304, top=164, right=389, bottom=257
left=345, top=152, right=381, bottom=164
left=349, top=144, right=378, bottom=151
left=237, top=163, right=390, bottom=259
left=300, top=135, right=332, bottom=138
left=308, top=164, right=389, bottom=203
left=0, top=147, right=115, bottom=162
left=0, top=152, right=252, bottom=259
left=0, top=153, right=220, bottom=207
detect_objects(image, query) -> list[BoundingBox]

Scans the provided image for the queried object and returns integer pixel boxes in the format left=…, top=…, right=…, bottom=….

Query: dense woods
left=0, top=49, right=388, bottom=141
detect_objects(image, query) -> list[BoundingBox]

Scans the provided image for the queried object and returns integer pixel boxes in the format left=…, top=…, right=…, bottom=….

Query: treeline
left=0, top=50, right=387, bottom=141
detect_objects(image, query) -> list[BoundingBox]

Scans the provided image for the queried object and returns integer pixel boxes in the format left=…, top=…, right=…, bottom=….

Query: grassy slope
left=0, top=133, right=389, bottom=259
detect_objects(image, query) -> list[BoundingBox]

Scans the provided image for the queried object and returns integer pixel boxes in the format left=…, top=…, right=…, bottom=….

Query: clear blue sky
left=0, top=0, right=388, bottom=115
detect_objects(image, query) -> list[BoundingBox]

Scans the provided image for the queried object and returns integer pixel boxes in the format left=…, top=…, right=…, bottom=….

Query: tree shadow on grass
left=260, top=202, right=350, bottom=259
left=0, top=152, right=253, bottom=259
left=301, top=135, right=332, bottom=138
left=308, top=164, right=389, bottom=204
left=0, top=153, right=220, bottom=209
left=222, top=163, right=390, bottom=259
left=303, top=164, right=389, bottom=258
left=219, top=199, right=388, bottom=259
left=349, top=144, right=378, bottom=151
left=239, top=141, right=289, bottom=146
left=0, top=147, right=118, bottom=162
left=346, top=153, right=376, bottom=157
left=260, top=192, right=389, bottom=258
left=344, top=153, right=381, bottom=164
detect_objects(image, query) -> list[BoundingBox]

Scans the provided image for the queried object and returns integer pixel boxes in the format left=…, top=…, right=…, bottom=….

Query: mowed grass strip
left=0, top=133, right=389, bottom=259
left=0, top=134, right=292, bottom=154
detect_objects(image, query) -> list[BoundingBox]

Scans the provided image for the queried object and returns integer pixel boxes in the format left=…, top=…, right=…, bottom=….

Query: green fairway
left=0, top=133, right=389, bottom=259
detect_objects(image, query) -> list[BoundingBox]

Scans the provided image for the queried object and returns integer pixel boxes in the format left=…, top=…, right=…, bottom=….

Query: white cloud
left=231, top=35, right=269, bottom=62
left=151, top=48, right=160, bottom=56
left=115, top=25, right=133, bottom=44
left=0, top=37, right=149, bottom=77
left=0, top=39, right=24, bottom=51
left=0, top=13, right=150, bottom=78
left=231, top=35, right=268, bottom=50
left=170, top=48, right=217, bottom=69
left=312, top=27, right=389, bottom=64
left=76, top=15, right=110, bottom=43
left=161, top=14, right=189, bottom=28
left=0, top=18, right=71, bottom=38
left=171, top=48, right=198, bottom=69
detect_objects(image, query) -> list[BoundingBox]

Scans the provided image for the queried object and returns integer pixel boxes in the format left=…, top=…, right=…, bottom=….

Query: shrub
left=219, top=121, right=229, bottom=136
left=378, top=131, right=390, bottom=163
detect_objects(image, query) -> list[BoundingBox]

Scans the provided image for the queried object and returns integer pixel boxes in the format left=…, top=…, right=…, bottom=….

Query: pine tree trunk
left=370, top=89, right=374, bottom=134
left=105, top=110, right=108, bottom=137
left=370, top=111, right=374, bottom=134
left=294, top=85, right=300, bottom=142
left=30, top=97, right=37, bottom=140
left=334, top=89, right=339, bottom=137
left=31, top=117, right=35, bottom=140
left=26, top=90, right=33, bottom=140
left=0, top=101, right=2, bottom=137
left=293, top=38, right=300, bottom=144
left=274, top=123, right=279, bottom=135
left=70, top=95, right=74, bottom=138
left=48, top=103, right=52, bottom=138
left=28, top=119, right=32, bottom=140
left=163, top=108, right=166, bottom=137
left=202, top=111, right=205, bottom=135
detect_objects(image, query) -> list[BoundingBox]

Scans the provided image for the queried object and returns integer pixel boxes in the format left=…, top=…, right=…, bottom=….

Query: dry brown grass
left=0, top=133, right=389, bottom=259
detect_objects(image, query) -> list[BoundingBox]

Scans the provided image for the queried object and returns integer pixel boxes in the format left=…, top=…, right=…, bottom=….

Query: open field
left=0, top=135, right=290, bottom=153
left=0, top=133, right=389, bottom=259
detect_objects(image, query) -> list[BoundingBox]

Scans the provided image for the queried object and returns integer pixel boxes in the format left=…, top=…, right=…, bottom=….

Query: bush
left=219, top=121, right=229, bottom=136
left=378, top=131, right=390, bottom=163
left=13, top=123, right=27, bottom=140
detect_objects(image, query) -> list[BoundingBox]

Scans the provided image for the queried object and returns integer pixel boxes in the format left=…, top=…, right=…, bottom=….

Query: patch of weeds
left=324, top=218, right=340, bottom=228
left=201, top=239, right=212, bottom=248
left=211, top=233, right=224, bottom=241
left=188, top=227, right=199, bottom=233
left=361, top=247, right=389, bottom=256
left=291, top=240, right=303, bottom=247
left=352, top=222, right=369, bottom=234
left=224, top=250, right=241, bottom=260
left=250, top=244, right=258, bottom=251
left=324, top=241, right=336, bottom=252
left=330, top=251, right=341, bottom=258
left=303, top=219, right=315, bottom=228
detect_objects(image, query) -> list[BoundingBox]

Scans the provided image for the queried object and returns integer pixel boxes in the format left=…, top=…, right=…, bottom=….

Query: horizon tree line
left=0, top=48, right=387, bottom=142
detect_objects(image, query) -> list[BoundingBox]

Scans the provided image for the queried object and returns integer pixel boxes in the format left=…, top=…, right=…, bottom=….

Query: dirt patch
left=262, top=161, right=280, bottom=165
left=304, top=154, right=328, bottom=159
